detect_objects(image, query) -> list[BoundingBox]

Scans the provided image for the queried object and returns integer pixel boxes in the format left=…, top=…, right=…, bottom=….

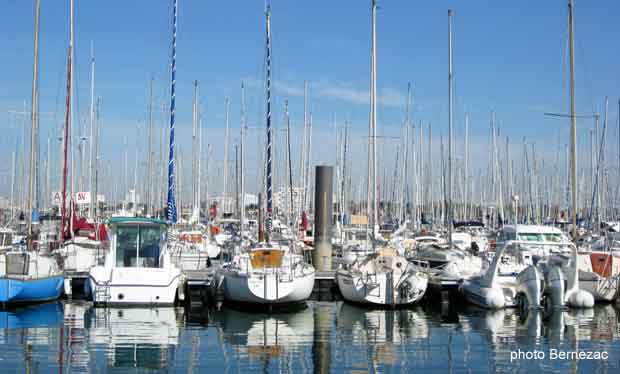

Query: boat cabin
left=107, top=217, right=167, bottom=268
left=498, top=225, right=568, bottom=244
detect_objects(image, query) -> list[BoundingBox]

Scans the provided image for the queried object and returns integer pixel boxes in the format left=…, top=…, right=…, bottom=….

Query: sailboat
left=0, top=0, right=64, bottom=305
left=406, top=9, right=483, bottom=294
left=86, top=0, right=182, bottom=306
left=219, top=5, right=315, bottom=307
left=543, top=0, right=595, bottom=309
left=55, top=41, right=110, bottom=283
left=336, top=0, right=428, bottom=306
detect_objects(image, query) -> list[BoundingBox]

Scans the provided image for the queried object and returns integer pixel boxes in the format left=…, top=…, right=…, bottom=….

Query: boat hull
left=336, top=270, right=428, bottom=306
left=0, top=276, right=64, bottom=304
left=88, top=267, right=181, bottom=306
left=222, top=270, right=315, bottom=305
left=579, top=275, right=619, bottom=302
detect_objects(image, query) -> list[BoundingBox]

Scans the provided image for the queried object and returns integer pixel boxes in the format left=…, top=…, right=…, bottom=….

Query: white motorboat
left=87, top=217, right=182, bottom=305
left=336, top=247, right=428, bottom=306
left=496, top=224, right=572, bottom=258
left=219, top=242, right=315, bottom=306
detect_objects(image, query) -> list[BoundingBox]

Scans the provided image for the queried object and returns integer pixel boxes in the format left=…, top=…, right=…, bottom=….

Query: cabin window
left=517, top=233, right=543, bottom=242
left=543, top=233, right=562, bottom=242
left=116, top=225, right=162, bottom=268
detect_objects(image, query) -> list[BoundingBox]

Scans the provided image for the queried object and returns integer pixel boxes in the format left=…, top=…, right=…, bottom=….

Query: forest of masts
left=4, top=79, right=620, bottom=231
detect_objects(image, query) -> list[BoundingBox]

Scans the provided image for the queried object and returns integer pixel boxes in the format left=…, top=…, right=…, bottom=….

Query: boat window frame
left=115, top=223, right=163, bottom=268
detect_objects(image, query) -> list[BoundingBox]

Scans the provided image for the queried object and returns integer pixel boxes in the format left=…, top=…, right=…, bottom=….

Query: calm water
left=0, top=300, right=618, bottom=373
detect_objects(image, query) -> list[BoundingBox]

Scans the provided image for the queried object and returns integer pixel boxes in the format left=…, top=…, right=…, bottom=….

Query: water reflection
left=0, top=302, right=63, bottom=330
left=210, top=305, right=315, bottom=372
left=0, top=301, right=617, bottom=373
left=336, top=303, right=432, bottom=371
left=89, top=306, right=182, bottom=369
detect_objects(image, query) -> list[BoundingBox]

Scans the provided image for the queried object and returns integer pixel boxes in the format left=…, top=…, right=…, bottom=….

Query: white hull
left=170, top=252, right=210, bottom=271
left=579, top=276, right=618, bottom=302
left=56, top=240, right=105, bottom=273
left=461, top=283, right=506, bottom=309
left=336, top=269, right=427, bottom=306
left=89, top=266, right=181, bottom=305
left=222, top=269, right=315, bottom=304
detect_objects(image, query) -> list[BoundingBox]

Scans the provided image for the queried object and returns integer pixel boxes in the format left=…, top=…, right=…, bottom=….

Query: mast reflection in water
left=0, top=301, right=618, bottom=373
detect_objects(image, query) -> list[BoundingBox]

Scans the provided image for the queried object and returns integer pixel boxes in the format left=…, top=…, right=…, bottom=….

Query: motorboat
left=495, top=224, right=572, bottom=259
left=87, top=217, right=182, bottom=305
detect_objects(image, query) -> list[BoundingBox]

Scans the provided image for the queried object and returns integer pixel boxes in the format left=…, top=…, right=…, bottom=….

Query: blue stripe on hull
left=0, top=276, right=64, bottom=304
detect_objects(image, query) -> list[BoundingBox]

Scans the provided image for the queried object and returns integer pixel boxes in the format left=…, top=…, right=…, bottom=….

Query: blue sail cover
left=166, top=0, right=178, bottom=224
left=265, top=6, right=273, bottom=235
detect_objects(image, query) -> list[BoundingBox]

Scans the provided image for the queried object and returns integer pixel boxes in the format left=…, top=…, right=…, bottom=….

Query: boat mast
left=285, top=101, right=294, bottom=227
left=166, top=0, right=178, bottom=223
left=400, top=83, right=411, bottom=224
left=61, top=0, right=74, bottom=239
left=192, top=80, right=199, bottom=219
left=447, top=9, right=454, bottom=248
left=69, top=0, right=75, bottom=232
left=27, top=0, right=41, bottom=242
left=568, top=0, right=577, bottom=239
left=369, top=0, right=379, bottom=239
left=464, top=112, right=469, bottom=220
left=146, top=78, right=154, bottom=217
left=240, top=82, right=246, bottom=241
left=224, top=97, right=230, bottom=214
left=94, top=97, right=100, bottom=219
left=88, top=42, right=96, bottom=219
left=265, top=4, right=274, bottom=240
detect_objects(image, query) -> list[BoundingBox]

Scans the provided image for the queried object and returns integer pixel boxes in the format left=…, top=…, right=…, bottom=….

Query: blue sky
left=1, top=1, right=619, bottom=202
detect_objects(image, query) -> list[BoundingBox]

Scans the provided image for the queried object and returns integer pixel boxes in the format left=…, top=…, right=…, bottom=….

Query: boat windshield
left=116, top=225, right=162, bottom=268
left=517, top=232, right=563, bottom=243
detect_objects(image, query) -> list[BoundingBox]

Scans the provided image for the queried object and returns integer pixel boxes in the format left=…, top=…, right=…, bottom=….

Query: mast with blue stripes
left=264, top=4, right=273, bottom=241
left=166, top=0, right=178, bottom=223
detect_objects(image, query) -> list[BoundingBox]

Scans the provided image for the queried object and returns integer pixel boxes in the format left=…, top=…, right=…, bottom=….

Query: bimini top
left=106, top=216, right=167, bottom=226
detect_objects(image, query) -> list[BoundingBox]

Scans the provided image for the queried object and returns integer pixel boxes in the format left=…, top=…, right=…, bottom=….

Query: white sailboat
left=219, top=4, right=315, bottom=307
left=336, top=0, right=428, bottom=307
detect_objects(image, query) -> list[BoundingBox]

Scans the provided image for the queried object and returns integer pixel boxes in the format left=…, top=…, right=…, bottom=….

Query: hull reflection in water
left=0, top=301, right=618, bottom=373
left=336, top=302, right=430, bottom=369
left=0, top=302, right=63, bottom=329
left=212, top=306, right=314, bottom=353
left=89, top=306, right=182, bottom=369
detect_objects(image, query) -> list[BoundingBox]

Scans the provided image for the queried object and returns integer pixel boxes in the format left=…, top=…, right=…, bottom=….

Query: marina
left=1, top=0, right=620, bottom=372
